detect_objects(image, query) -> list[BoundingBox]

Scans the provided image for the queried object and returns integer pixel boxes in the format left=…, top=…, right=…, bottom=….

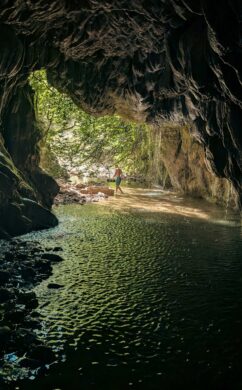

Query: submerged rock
left=0, top=270, right=10, bottom=284
left=0, top=326, right=12, bottom=347
left=41, top=253, right=64, bottom=262
left=0, top=288, right=15, bottom=303
left=4, top=309, right=27, bottom=324
left=47, top=283, right=64, bottom=289
left=28, top=345, right=56, bottom=363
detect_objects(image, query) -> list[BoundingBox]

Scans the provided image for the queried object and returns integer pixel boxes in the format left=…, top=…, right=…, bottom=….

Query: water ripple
left=18, top=202, right=242, bottom=389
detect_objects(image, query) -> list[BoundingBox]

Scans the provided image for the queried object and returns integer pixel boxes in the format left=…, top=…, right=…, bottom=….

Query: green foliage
left=29, top=70, right=152, bottom=178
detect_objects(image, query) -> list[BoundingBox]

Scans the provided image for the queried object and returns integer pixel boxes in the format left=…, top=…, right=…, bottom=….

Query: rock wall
left=0, top=25, right=59, bottom=238
left=0, top=1, right=242, bottom=236
left=156, top=124, right=238, bottom=207
left=0, top=132, right=58, bottom=239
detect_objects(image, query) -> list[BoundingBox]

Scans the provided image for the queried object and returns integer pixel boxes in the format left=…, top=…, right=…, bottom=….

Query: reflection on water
left=19, top=190, right=242, bottom=389
left=102, top=188, right=241, bottom=225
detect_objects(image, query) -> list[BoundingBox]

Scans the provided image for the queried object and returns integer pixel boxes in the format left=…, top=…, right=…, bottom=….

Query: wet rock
left=9, top=239, right=21, bottom=245
left=17, top=291, right=38, bottom=310
left=28, top=345, right=56, bottom=363
left=15, top=253, right=29, bottom=261
left=0, top=326, right=11, bottom=336
left=0, top=376, right=5, bottom=388
left=4, top=252, right=14, bottom=261
left=17, top=291, right=36, bottom=303
left=23, top=197, right=58, bottom=230
left=25, top=298, right=39, bottom=310
left=18, top=295, right=38, bottom=310
left=14, top=328, right=38, bottom=349
left=53, top=247, right=63, bottom=252
left=31, top=311, right=40, bottom=318
left=41, top=253, right=64, bottom=262
left=0, top=240, right=62, bottom=385
left=4, top=309, right=27, bottom=323
left=20, top=266, right=36, bottom=279
left=0, top=288, right=15, bottom=303
left=35, top=259, right=52, bottom=271
left=0, top=326, right=12, bottom=348
left=55, top=181, right=111, bottom=205
left=47, top=283, right=64, bottom=289
left=0, top=270, right=10, bottom=284
left=23, top=318, right=42, bottom=329
left=19, top=357, right=42, bottom=369
left=30, top=247, right=43, bottom=254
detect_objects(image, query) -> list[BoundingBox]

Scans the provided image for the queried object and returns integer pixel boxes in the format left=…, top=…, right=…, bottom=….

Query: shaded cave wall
left=0, top=25, right=59, bottom=238
left=0, top=1, right=242, bottom=237
left=0, top=79, right=59, bottom=238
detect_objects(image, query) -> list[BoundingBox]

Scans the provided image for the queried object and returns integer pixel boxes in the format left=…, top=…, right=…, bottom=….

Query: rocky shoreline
left=54, top=181, right=114, bottom=205
left=0, top=183, right=115, bottom=387
left=0, top=238, right=64, bottom=388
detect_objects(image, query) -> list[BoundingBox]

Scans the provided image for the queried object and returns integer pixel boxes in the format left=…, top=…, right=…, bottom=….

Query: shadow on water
left=14, top=189, right=242, bottom=389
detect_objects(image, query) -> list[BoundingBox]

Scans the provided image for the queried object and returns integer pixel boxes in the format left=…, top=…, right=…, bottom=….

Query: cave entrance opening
left=29, top=70, right=170, bottom=191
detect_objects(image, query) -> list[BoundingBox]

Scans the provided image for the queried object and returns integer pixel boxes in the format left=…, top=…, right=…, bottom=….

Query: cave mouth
left=29, top=69, right=238, bottom=213
left=29, top=69, right=173, bottom=192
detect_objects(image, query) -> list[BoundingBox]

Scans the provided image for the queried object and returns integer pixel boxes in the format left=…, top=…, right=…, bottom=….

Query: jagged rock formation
left=156, top=124, right=237, bottom=207
left=0, top=1, right=241, bottom=236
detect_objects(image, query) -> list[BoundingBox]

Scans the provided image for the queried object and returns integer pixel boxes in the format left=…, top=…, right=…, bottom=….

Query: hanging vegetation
left=29, top=70, right=154, bottom=180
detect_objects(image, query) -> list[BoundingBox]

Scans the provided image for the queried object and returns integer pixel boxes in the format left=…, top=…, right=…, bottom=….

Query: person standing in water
left=113, top=166, right=124, bottom=194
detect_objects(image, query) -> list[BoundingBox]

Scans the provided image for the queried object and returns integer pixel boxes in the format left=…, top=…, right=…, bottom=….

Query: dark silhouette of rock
left=0, top=270, right=10, bottom=284
left=0, top=326, right=11, bottom=336
left=4, top=309, right=27, bottom=323
left=0, top=1, right=241, bottom=236
left=41, top=253, right=64, bottom=262
left=47, top=283, right=64, bottom=289
left=52, top=247, right=63, bottom=252
left=17, top=291, right=39, bottom=309
left=0, top=288, right=15, bottom=303
left=0, top=326, right=12, bottom=347
left=19, top=357, right=42, bottom=369
left=28, top=345, right=56, bottom=363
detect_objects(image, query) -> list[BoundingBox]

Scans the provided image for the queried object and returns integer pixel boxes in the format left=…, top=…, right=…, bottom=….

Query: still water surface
left=20, top=190, right=242, bottom=389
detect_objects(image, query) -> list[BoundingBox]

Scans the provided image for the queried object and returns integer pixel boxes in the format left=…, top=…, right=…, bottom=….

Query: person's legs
left=117, top=185, right=124, bottom=194
left=115, top=177, right=123, bottom=194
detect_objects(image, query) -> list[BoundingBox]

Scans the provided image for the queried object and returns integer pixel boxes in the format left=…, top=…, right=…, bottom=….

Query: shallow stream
left=18, top=189, right=242, bottom=389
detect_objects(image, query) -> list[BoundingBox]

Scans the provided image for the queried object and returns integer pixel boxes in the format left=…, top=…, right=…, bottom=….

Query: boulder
left=28, top=345, right=56, bottom=363
left=41, top=253, right=64, bottom=262
left=80, top=186, right=114, bottom=196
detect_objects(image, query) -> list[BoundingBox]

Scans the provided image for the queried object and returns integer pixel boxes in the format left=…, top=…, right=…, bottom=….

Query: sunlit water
left=18, top=190, right=242, bottom=389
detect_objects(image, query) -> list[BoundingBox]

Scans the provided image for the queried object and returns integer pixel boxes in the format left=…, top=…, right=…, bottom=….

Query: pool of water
left=18, top=192, right=242, bottom=389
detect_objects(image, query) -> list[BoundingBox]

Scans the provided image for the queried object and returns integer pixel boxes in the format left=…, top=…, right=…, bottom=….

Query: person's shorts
left=115, top=176, right=122, bottom=186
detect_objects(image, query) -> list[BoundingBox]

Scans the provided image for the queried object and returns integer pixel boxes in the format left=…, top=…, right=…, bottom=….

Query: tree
left=29, top=70, right=155, bottom=180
